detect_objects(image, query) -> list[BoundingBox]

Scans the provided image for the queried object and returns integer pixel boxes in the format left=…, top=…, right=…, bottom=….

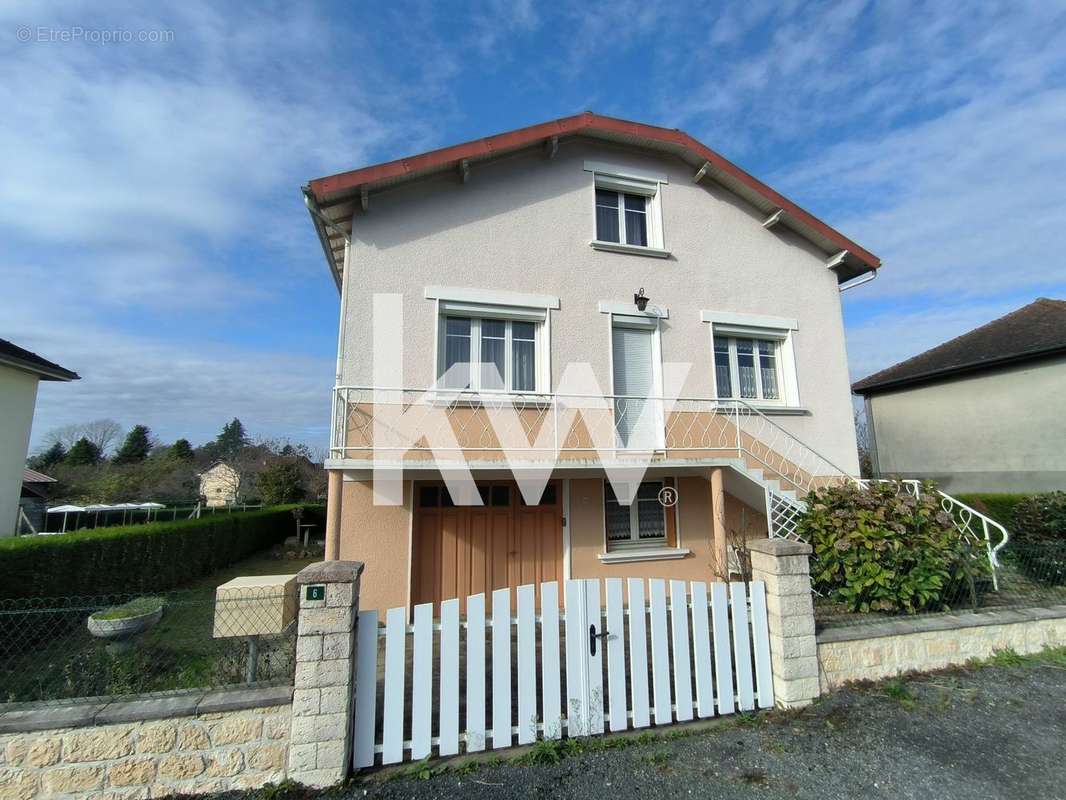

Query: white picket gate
left=352, top=577, right=773, bottom=768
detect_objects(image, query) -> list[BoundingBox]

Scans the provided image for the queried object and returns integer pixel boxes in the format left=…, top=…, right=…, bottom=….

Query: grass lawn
left=0, top=547, right=318, bottom=704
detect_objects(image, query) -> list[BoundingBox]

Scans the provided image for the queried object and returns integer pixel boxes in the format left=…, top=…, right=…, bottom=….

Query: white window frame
left=603, top=306, right=667, bottom=450
left=713, top=336, right=784, bottom=403
left=603, top=480, right=667, bottom=550
left=702, top=311, right=801, bottom=408
left=434, top=301, right=551, bottom=394
left=585, top=161, right=668, bottom=256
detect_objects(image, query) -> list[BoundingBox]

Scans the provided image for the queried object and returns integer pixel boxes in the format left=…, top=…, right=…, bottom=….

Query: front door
left=412, top=480, right=563, bottom=612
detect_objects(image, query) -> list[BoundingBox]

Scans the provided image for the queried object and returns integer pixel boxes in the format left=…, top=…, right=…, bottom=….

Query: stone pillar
left=324, top=471, right=343, bottom=560
left=287, top=561, right=364, bottom=788
left=747, top=538, right=819, bottom=708
left=709, top=467, right=728, bottom=579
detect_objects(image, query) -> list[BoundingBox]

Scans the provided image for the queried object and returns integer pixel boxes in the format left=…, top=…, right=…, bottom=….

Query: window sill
left=598, top=547, right=691, bottom=564
left=717, top=402, right=810, bottom=416
left=427, top=390, right=551, bottom=408
left=590, top=240, right=671, bottom=259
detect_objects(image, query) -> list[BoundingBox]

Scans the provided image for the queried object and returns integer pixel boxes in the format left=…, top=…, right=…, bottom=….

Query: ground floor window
left=604, top=480, right=667, bottom=549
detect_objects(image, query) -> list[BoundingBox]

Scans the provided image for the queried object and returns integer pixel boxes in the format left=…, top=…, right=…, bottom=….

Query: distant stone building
left=198, top=462, right=242, bottom=507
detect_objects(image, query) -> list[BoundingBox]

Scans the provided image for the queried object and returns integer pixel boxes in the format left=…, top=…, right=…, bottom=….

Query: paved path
left=217, top=661, right=1066, bottom=799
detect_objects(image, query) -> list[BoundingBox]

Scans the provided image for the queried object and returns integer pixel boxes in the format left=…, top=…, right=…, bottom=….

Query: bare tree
left=42, top=418, right=123, bottom=456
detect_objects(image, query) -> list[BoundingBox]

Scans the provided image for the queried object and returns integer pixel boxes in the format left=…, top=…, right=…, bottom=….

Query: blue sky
left=4, top=0, right=1066, bottom=453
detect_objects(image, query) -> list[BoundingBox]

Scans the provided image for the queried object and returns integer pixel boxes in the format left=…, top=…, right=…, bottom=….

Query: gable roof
left=23, top=468, right=56, bottom=484
left=0, top=339, right=79, bottom=381
left=303, top=111, right=881, bottom=287
left=853, top=298, right=1066, bottom=395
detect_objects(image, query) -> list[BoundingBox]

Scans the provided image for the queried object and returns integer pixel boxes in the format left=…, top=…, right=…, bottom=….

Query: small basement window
left=605, top=481, right=666, bottom=549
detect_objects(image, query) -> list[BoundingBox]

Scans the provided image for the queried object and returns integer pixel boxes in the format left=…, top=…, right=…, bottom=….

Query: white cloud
left=27, top=323, right=335, bottom=453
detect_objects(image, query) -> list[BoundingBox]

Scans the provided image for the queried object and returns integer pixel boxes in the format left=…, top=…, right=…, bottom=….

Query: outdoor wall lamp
left=634, top=288, right=649, bottom=312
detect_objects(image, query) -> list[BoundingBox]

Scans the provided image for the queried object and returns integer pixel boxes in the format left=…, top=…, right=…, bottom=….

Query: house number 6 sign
left=658, top=485, right=678, bottom=508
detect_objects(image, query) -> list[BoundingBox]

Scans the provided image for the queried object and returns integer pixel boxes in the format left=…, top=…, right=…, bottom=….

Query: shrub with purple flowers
left=798, top=481, right=987, bottom=614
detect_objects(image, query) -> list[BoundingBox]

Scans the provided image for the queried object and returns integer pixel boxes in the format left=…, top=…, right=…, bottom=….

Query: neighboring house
left=0, top=339, right=79, bottom=536
left=19, top=468, right=57, bottom=534
left=198, top=462, right=242, bottom=507
left=853, top=298, right=1066, bottom=493
left=304, top=112, right=881, bottom=613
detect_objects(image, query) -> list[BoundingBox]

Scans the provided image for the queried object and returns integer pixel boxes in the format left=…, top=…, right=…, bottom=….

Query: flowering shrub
left=798, top=481, right=986, bottom=614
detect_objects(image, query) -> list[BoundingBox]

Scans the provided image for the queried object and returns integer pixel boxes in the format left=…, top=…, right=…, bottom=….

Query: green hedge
left=0, top=505, right=320, bottom=600
left=954, top=493, right=1032, bottom=528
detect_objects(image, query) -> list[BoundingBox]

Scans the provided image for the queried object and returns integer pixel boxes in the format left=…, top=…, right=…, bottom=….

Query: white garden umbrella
left=138, top=502, right=166, bottom=522
left=84, top=503, right=114, bottom=527
left=46, top=505, right=85, bottom=533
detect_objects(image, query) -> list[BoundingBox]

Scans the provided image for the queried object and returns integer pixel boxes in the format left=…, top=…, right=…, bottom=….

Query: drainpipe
left=304, top=188, right=354, bottom=561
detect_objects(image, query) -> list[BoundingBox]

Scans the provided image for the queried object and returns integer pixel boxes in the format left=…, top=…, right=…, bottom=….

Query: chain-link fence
left=815, top=539, right=1066, bottom=629
left=0, top=585, right=296, bottom=706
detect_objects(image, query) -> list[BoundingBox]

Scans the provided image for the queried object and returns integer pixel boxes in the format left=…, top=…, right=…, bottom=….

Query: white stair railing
left=856, top=479, right=1010, bottom=590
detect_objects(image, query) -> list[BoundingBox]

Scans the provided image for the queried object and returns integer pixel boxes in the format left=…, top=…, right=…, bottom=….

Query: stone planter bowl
left=87, top=603, right=164, bottom=641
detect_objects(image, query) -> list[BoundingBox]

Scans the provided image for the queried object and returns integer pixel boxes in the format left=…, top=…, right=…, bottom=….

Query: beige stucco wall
left=569, top=476, right=766, bottom=583
left=337, top=478, right=412, bottom=613
left=341, top=472, right=768, bottom=612
left=0, top=704, right=289, bottom=799
left=340, top=138, right=860, bottom=473
left=0, top=364, right=40, bottom=537
left=818, top=611, right=1066, bottom=691
left=867, top=355, right=1066, bottom=492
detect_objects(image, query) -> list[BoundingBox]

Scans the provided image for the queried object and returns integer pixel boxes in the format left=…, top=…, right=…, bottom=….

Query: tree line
left=27, top=418, right=326, bottom=507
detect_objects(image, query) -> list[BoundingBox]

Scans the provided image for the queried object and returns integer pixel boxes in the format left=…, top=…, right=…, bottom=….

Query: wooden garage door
left=412, top=481, right=563, bottom=612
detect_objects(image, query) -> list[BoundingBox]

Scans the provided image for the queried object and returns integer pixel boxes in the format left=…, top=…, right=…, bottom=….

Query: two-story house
left=304, top=113, right=880, bottom=613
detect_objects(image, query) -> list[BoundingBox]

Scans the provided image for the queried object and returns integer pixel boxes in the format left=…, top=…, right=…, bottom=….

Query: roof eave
left=305, top=112, right=881, bottom=284
left=853, top=345, right=1066, bottom=395
left=0, top=354, right=79, bottom=381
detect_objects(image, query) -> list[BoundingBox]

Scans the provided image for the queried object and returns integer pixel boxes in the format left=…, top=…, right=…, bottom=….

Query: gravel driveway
left=206, top=660, right=1066, bottom=800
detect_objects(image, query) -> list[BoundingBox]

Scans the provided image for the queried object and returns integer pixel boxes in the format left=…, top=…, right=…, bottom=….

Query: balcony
left=329, top=387, right=852, bottom=494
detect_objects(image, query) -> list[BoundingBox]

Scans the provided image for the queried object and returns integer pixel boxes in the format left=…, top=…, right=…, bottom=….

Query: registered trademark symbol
left=658, top=485, right=678, bottom=508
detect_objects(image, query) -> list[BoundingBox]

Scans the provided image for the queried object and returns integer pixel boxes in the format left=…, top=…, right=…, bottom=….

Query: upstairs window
left=440, top=316, right=539, bottom=392
left=596, top=189, right=648, bottom=246
left=713, top=336, right=781, bottom=401
left=586, top=161, right=667, bottom=254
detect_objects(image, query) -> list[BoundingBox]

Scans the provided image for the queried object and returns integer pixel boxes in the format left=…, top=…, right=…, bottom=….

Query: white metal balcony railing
left=329, top=386, right=853, bottom=495
left=330, top=386, right=1011, bottom=584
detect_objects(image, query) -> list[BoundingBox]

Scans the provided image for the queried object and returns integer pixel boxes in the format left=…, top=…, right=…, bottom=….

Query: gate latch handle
left=589, top=624, right=610, bottom=656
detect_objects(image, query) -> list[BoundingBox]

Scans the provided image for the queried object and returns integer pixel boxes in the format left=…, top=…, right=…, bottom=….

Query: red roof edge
left=308, top=112, right=880, bottom=271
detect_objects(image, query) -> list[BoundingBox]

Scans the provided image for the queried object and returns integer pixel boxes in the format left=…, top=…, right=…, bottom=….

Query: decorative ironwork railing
left=329, top=386, right=855, bottom=495
left=856, top=479, right=1011, bottom=590
left=329, top=387, right=1011, bottom=586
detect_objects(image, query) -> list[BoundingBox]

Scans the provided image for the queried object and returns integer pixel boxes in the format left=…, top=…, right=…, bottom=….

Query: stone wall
left=0, top=692, right=290, bottom=799
left=818, top=605, right=1066, bottom=690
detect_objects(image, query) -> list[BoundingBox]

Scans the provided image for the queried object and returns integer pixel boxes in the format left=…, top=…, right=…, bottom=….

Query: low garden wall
left=817, top=604, right=1066, bottom=690
left=0, top=686, right=291, bottom=799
